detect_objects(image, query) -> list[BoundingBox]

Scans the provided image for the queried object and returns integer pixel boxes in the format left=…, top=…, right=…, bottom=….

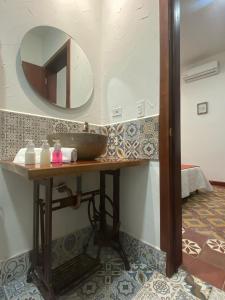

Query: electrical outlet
left=112, top=107, right=122, bottom=117
left=137, top=100, right=145, bottom=118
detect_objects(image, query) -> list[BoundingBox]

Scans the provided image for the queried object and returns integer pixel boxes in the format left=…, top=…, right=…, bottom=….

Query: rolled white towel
left=13, top=148, right=77, bottom=164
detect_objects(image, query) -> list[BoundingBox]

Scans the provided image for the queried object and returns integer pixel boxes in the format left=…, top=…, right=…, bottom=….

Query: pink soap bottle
left=52, top=140, right=62, bottom=164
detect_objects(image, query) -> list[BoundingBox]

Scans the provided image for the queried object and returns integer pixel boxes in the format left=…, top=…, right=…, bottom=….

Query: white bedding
left=182, top=166, right=213, bottom=198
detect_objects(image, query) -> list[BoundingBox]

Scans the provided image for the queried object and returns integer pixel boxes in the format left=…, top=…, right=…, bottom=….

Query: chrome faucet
left=83, top=122, right=89, bottom=132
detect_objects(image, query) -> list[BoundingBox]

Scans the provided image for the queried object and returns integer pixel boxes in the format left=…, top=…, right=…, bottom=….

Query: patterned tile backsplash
left=102, top=116, right=159, bottom=160
left=0, top=110, right=101, bottom=161
left=0, top=109, right=159, bottom=161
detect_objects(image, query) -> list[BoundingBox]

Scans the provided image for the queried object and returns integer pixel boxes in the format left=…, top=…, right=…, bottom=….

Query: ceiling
left=181, top=0, right=225, bottom=66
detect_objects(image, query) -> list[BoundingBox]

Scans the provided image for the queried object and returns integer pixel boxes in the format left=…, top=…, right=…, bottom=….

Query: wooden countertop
left=0, top=159, right=149, bottom=180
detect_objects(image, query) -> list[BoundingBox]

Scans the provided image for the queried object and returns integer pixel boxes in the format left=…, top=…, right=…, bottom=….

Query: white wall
left=70, top=39, right=94, bottom=108
left=181, top=51, right=225, bottom=181
left=20, top=32, right=43, bottom=66
left=56, top=66, right=67, bottom=107
left=100, top=0, right=160, bottom=248
left=121, top=162, right=160, bottom=248
left=0, top=0, right=102, bottom=123
left=100, top=0, right=160, bottom=124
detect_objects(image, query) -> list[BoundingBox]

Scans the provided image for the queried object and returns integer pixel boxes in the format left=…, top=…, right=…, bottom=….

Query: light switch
left=112, top=106, right=122, bottom=117
left=137, top=100, right=145, bottom=118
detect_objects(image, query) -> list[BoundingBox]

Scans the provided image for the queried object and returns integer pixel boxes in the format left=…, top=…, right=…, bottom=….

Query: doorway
left=160, top=0, right=225, bottom=290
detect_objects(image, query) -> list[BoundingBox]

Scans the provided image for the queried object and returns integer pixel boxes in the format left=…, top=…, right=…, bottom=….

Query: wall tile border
left=0, top=228, right=166, bottom=286
left=0, top=109, right=159, bottom=161
left=120, top=231, right=166, bottom=275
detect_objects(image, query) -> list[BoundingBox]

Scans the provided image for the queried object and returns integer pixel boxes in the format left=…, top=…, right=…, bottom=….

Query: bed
left=181, top=164, right=213, bottom=198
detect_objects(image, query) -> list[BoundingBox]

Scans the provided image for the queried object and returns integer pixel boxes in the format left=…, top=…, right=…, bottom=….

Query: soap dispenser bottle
left=25, top=140, right=36, bottom=165
left=52, top=140, right=63, bottom=164
left=40, top=140, right=51, bottom=165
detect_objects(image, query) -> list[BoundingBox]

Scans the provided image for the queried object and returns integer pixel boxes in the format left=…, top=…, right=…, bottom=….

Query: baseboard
left=210, top=180, right=225, bottom=187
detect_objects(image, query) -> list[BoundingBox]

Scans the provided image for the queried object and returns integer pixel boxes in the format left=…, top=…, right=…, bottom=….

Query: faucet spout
left=83, top=122, right=89, bottom=132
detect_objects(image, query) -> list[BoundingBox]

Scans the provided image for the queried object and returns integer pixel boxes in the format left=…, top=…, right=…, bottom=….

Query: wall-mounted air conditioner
left=183, top=61, right=220, bottom=83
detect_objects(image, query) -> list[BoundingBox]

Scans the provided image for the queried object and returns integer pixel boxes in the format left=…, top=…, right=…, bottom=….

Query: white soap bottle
left=40, top=140, right=51, bottom=166
left=25, top=140, right=36, bottom=165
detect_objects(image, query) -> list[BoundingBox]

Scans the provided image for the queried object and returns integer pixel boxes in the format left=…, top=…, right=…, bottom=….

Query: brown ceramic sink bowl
left=47, top=132, right=107, bottom=160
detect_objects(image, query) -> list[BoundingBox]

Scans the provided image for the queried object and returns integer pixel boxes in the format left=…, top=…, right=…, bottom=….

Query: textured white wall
left=0, top=0, right=102, bottom=123
left=120, top=162, right=160, bottom=248
left=100, top=0, right=160, bottom=248
left=181, top=51, right=225, bottom=181
left=100, top=0, right=160, bottom=124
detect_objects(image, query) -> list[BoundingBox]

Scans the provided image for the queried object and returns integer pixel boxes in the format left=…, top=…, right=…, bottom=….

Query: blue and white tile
left=133, top=271, right=197, bottom=300
left=120, top=231, right=166, bottom=274
left=124, top=121, right=141, bottom=141
left=0, top=252, right=30, bottom=286
left=124, top=139, right=140, bottom=159
left=3, top=275, right=43, bottom=300
left=209, top=287, right=225, bottom=300
left=105, top=124, right=125, bottom=158
left=140, top=138, right=159, bottom=160
left=110, top=271, right=142, bottom=300
left=0, top=287, right=6, bottom=300
left=127, top=261, right=154, bottom=286
left=140, top=116, right=159, bottom=140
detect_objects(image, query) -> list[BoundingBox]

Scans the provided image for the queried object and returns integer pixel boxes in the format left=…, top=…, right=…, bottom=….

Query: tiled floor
left=182, top=186, right=225, bottom=291
left=1, top=247, right=224, bottom=300
left=183, top=186, right=225, bottom=241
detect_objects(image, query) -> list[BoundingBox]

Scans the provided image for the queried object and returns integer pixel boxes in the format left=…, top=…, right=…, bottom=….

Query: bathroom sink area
left=47, top=132, right=108, bottom=160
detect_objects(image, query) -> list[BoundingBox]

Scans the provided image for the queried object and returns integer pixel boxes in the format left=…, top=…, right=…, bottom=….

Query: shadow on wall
left=1, top=170, right=33, bottom=259
left=15, top=52, right=94, bottom=118
left=0, top=43, right=6, bottom=107
left=120, top=163, right=160, bottom=247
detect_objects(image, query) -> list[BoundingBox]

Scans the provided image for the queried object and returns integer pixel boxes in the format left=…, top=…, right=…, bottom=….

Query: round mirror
left=20, top=26, right=94, bottom=109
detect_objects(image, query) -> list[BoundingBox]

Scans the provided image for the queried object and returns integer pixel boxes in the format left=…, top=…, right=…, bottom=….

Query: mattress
left=181, top=165, right=213, bottom=198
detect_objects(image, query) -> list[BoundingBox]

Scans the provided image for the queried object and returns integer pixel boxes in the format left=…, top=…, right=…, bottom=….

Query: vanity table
left=0, top=158, right=148, bottom=299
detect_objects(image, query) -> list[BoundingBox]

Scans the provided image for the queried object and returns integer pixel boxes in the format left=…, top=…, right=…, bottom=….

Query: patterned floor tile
left=133, top=271, right=198, bottom=300
left=182, top=239, right=202, bottom=257
left=134, top=271, right=181, bottom=299
left=182, top=187, right=225, bottom=241
left=208, top=287, right=225, bottom=300
left=127, top=261, right=154, bottom=286
left=206, top=239, right=225, bottom=254
left=3, top=276, right=43, bottom=300
left=110, top=271, right=142, bottom=300
left=173, top=288, right=197, bottom=300
left=183, top=274, right=212, bottom=300
left=10, top=288, right=43, bottom=300
left=0, top=287, right=6, bottom=300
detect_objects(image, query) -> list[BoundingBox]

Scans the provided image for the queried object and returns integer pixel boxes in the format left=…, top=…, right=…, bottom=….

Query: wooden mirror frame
left=22, top=39, right=71, bottom=108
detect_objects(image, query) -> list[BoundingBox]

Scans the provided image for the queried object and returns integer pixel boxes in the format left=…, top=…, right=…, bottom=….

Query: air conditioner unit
left=183, top=61, right=220, bottom=83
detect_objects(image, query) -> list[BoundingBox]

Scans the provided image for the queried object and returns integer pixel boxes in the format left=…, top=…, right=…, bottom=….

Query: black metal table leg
left=100, top=171, right=106, bottom=232
left=27, top=181, right=40, bottom=283
left=43, top=178, right=55, bottom=298
left=96, top=170, right=130, bottom=270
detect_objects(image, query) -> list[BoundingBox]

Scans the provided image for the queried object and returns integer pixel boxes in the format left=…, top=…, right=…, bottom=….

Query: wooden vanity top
left=0, top=159, right=149, bottom=180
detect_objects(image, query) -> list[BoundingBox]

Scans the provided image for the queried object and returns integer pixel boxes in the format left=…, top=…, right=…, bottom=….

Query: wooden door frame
left=159, top=0, right=182, bottom=277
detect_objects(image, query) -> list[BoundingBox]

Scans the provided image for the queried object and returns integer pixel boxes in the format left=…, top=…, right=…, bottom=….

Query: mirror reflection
left=20, top=26, right=93, bottom=109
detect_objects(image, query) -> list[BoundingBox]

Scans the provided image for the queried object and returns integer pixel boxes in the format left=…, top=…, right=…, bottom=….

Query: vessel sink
left=47, top=132, right=108, bottom=160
